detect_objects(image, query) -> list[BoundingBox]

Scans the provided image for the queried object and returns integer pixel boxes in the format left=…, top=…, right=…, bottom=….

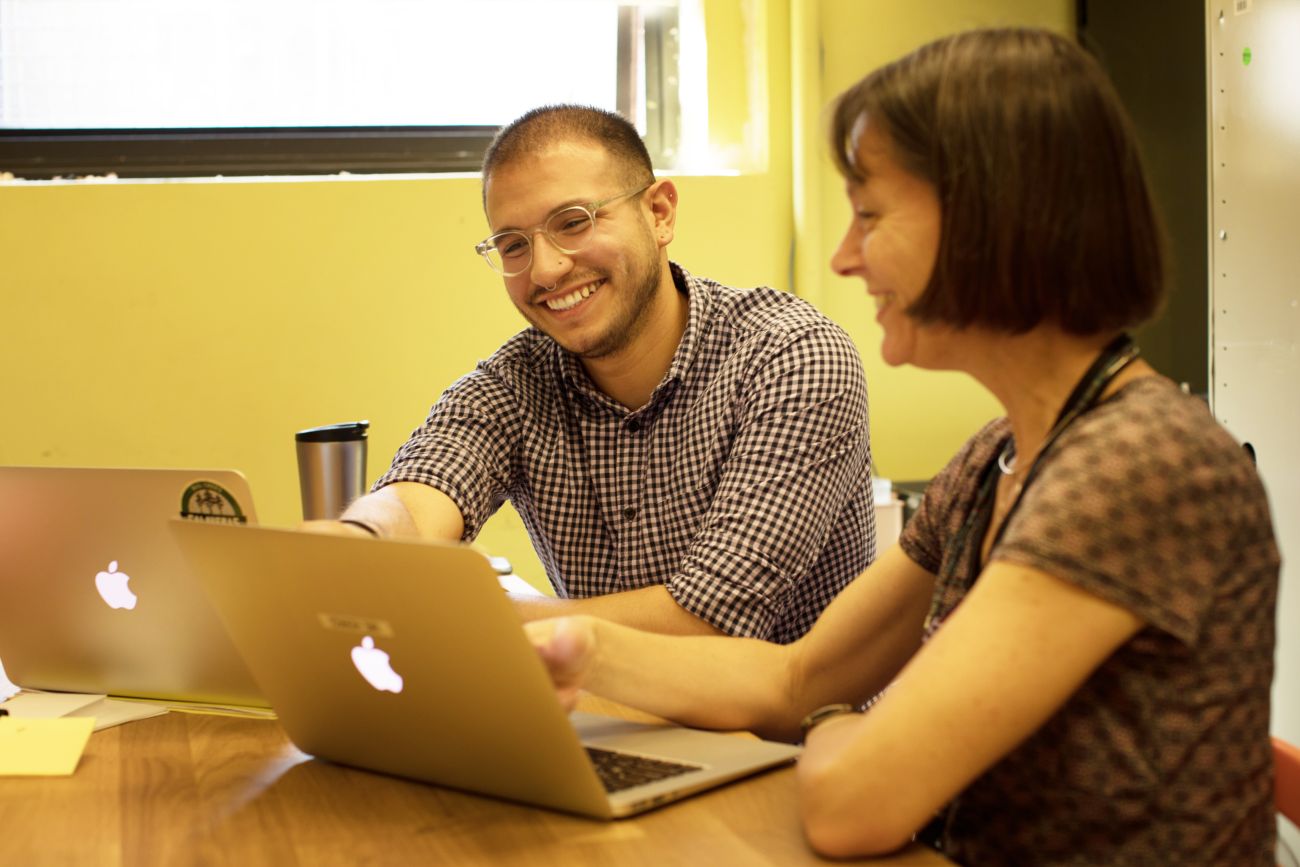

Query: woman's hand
left=524, top=616, right=598, bottom=712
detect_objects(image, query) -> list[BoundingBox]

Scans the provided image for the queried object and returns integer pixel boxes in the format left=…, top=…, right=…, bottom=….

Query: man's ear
left=646, top=179, right=678, bottom=248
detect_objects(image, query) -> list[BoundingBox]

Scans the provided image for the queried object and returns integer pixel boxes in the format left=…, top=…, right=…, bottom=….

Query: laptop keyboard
left=584, top=746, right=702, bottom=793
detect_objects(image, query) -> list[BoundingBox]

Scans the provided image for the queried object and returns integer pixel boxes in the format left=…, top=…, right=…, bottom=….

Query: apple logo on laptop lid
left=94, top=560, right=138, bottom=610
left=351, top=636, right=403, bottom=693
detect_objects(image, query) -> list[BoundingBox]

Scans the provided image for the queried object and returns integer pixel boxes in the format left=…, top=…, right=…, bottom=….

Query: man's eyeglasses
left=475, top=183, right=652, bottom=277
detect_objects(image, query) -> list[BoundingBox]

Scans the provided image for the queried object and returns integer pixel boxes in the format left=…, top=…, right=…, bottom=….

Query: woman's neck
left=965, top=329, right=1151, bottom=473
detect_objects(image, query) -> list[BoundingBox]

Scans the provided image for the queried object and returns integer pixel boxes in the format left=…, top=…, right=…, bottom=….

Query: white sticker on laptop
left=94, top=560, right=137, bottom=610
left=351, top=636, right=404, bottom=693
left=179, top=481, right=248, bottom=524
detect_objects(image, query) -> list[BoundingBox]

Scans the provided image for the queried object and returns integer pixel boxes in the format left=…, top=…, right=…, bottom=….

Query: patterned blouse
left=900, top=376, right=1279, bottom=866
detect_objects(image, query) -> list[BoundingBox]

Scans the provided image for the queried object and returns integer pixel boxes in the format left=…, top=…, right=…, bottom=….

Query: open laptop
left=169, top=520, right=801, bottom=818
left=0, top=466, right=266, bottom=707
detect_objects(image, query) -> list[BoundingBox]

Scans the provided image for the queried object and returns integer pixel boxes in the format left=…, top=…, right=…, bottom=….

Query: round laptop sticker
left=180, top=481, right=248, bottom=524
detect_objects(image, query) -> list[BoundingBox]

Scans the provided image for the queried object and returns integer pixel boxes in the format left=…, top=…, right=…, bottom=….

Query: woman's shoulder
left=1025, top=374, right=1275, bottom=567
left=1072, top=375, right=1253, bottom=475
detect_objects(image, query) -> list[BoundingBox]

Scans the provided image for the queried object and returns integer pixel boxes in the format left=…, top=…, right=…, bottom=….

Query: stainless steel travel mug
left=295, top=421, right=369, bottom=521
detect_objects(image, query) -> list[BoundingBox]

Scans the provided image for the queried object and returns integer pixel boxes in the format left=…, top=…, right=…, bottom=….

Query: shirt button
left=626, top=419, right=641, bottom=433
left=622, top=506, right=637, bottom=521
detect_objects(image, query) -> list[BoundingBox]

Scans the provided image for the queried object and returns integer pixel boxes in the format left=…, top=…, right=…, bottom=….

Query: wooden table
left=1, top=699, right=952, bottom=866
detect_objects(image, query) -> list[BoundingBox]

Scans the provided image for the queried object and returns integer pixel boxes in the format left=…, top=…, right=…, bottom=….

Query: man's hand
left=524, top=616, right=598, bottom=712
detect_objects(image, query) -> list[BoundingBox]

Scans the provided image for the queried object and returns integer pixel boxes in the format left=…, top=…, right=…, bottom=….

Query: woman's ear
left=647, top=179, right=678, bottom=248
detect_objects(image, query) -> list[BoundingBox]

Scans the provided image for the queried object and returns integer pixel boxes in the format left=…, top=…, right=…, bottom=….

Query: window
left=0, top=0, right=683, bottom=178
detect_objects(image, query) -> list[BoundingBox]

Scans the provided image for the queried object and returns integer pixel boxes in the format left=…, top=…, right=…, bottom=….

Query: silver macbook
left=0, top=466, right=266, bottom=707
left=170, top=520, right=801, bottom=819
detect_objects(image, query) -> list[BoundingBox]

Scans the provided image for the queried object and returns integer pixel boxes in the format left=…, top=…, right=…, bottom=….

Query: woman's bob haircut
left=830, top=28, right=1166, bottom=335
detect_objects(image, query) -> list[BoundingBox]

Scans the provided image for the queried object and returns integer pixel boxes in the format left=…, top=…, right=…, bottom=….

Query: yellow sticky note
left=0, top=717, right=95, bottom=776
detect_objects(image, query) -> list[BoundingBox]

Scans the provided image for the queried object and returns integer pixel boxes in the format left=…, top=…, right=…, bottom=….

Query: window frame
left=0, top=6, right=679, bottom=179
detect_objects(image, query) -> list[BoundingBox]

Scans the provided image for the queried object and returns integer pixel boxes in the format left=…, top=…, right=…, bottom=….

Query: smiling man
left=324, top=105, right=875, bottom=642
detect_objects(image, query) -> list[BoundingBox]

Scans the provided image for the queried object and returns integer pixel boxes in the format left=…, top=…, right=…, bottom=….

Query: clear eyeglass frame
left=474, top=183, right=652, bottom=277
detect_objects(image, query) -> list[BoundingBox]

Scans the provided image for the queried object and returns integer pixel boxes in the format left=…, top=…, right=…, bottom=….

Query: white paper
left=499, top=572, right=546, bottom=596
left=0, top=657, right=19, bottom=702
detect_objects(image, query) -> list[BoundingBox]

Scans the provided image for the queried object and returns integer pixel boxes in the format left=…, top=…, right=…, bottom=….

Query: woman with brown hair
left=527, top=28, right=1279, bottom=865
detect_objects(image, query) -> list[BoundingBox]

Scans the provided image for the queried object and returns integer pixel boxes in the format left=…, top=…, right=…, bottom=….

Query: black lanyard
left=944, top=333, right=1141, bottom=575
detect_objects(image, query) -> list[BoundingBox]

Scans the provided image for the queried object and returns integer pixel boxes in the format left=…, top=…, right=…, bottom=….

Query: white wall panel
left=1208, top=0, right=1300, bottom=851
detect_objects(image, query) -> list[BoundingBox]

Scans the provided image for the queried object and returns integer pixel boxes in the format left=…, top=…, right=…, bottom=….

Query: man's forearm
left=339, top=482, right=464, bottom=541
left=511, top=584, right=725, bottom=637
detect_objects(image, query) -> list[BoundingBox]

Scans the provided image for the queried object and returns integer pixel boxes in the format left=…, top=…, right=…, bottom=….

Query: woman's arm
left=795, top=559, right=1145, bottom=858
left=527, top=545, right=935, bottom=740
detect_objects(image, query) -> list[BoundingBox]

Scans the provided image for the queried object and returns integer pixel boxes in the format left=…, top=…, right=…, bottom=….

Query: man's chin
left=528, top=319, right=605, bottom=358
left=566, top=334, right=621, bottom=360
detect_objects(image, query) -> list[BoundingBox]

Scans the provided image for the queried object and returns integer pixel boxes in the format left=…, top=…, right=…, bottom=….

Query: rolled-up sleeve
left=666, top=323, right=873, bottom=639
left=372, top=365, right=523, bottom=540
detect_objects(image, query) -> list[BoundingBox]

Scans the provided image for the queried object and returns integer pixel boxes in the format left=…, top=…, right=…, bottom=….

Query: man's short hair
left=482, top=105, right=655, bottom=209
left=829, top=28, right=1166, bottom=336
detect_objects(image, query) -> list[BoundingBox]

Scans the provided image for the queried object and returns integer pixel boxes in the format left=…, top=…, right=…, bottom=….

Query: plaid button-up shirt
left=375, top=263, right=874, bottom=642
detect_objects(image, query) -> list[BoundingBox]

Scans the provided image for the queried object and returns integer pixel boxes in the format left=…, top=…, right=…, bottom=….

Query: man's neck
left=583, top=276, right=689, bottom=411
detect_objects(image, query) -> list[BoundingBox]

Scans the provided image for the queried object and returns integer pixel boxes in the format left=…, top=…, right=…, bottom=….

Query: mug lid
left=295, top=420, right=369, bottom=443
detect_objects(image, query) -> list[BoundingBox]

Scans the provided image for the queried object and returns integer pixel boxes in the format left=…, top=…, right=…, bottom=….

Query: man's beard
left=573, top=255, right=662, bottom=360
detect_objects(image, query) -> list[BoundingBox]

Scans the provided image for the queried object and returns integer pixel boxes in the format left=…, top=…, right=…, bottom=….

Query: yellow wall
left=0, top=0, right=1069, bottom=587
left=801, top=0, right=1076, bottom=482
left=0, top=169, right=792, bottom=589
